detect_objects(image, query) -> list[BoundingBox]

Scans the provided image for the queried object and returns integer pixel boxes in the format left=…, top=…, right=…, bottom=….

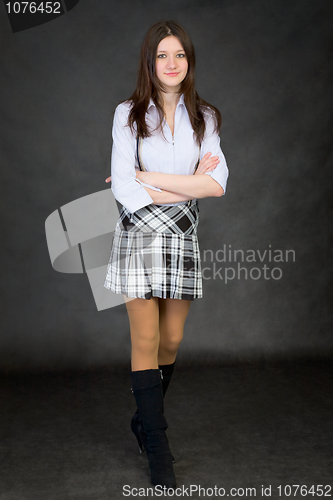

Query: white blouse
left=110, top=93, right=229, bottom=213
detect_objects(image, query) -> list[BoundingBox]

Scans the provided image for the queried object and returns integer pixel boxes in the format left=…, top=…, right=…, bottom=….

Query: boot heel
left=131, top=412, right=176, bottom=462
left=131, top=414, right=145, bottom=453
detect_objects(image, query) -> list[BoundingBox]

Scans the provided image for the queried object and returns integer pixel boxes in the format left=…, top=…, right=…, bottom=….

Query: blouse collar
left=147, top=94, right=185, bottom=112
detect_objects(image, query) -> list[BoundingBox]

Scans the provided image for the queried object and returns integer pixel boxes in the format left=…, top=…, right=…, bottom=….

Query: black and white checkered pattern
left=104, top=200, right=203, bottom=300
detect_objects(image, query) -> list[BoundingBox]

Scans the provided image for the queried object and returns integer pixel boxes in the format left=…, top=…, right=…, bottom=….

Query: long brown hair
left=123, top=20, right=222, bottom=145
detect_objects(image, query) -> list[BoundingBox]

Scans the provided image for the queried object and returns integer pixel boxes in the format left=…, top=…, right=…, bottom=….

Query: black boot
left=131, top=363, right=175, bottom=461
left=130, top=369, right=176, bottom=488
left=159, top=362, right=176, bottom=397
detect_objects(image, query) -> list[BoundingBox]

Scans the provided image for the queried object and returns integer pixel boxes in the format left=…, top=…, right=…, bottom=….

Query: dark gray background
left=1, top=0, right=332, bottom=372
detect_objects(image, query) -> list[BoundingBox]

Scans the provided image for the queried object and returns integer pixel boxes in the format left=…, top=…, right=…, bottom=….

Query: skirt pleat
left=104, top=200, right=203, bottom=300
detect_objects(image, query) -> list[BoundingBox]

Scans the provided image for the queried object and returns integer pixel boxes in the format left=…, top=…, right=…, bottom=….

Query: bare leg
left=124, top=295, right=160, bottom=371
left=158, top=298, right=191, bottom=366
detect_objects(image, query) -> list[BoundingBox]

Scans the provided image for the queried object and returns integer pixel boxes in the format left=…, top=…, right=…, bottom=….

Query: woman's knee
left=159, top=330, right=184, bottom=354
left=131, top=329, right=159, bottom=350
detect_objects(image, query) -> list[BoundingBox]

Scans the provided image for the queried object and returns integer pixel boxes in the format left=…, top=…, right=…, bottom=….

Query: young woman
left=104, top=20, right=228, bottom=488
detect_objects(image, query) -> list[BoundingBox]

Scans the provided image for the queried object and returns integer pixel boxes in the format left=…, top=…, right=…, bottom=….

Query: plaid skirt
left=103, top=200, right=203, bottom=300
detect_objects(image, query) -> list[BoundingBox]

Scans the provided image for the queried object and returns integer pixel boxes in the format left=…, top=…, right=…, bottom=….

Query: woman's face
left=155, top=36, right=188, bottom=92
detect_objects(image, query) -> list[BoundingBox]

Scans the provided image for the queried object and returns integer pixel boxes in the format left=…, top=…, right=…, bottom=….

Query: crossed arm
left=136, top=169, right=224, bottom=201
left=105, top=152, right=224, bottom=204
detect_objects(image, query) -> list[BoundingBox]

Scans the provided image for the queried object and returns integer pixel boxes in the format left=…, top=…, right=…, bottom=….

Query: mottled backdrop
left=1, top=0, right=332, bottom=371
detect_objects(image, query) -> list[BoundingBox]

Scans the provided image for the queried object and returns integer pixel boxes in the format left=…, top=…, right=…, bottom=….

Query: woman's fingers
left=203, top=166, right=218, bottom=173
left=199, top=153, right=219, bottom=167
left=196, top=153, right=220, bottom=174
left=105, top=176, right=111, bottom=183
left=204, top=158, right=220, bottom=167
left=202, top=152, right=218, bottom=160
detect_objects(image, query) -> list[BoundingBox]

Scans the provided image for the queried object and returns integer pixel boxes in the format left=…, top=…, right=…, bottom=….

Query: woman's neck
left=160, top=91, right=181, bottom=112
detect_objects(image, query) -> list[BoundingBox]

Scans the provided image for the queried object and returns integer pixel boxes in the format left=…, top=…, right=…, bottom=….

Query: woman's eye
left=157, top=53, right=186, bottom=58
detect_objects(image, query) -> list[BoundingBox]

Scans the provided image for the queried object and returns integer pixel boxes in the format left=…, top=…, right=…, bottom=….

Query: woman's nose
left=166, top=56, right=177, bottom=68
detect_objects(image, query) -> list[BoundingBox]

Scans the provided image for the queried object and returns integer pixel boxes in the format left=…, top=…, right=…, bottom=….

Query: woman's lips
left=165, top=72, right=179, bottom=76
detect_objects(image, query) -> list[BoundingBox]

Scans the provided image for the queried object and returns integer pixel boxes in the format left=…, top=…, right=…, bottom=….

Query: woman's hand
left=105, top=176, right=111, bottom=183
left=195, top=152, right=219, bottom=175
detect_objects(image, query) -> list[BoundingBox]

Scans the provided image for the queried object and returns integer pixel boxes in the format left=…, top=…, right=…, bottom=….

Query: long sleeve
left=200, top=111, right=229, bottom=195
left=110, top=103, right=155, bottom=213
left=135, top=179, right=162, bottom=192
